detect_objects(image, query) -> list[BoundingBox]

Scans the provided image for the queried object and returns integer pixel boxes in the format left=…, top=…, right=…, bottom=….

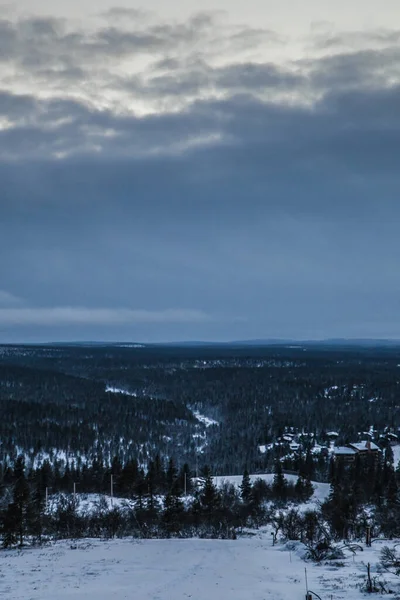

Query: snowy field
left=2, top=533, right=400, bottom=600
left=1, top=476, right=397, bottom=599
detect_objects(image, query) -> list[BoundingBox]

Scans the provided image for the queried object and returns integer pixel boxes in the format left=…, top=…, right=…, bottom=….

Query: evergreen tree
left=166, top=458, right=178, bottom=492
left=2, top=502, right=19, bottom=548
left=119, top=459, right=138, bottom=497
left=240, top=469, right=252, bottom=503
left=13, top=456, right=30, bottom=546
left=200, top=468, right=220, bottom=524
left=272, top=460, right=286, bottom=501
left=29, top=479, right=45, bottom=544
left=163, top=478, right=185, bottom=535
left=133, top=469, right=146, bottom=511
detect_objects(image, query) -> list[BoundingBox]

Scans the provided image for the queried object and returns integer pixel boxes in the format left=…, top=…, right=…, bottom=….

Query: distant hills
left=3, top=338, right=400, bottom=348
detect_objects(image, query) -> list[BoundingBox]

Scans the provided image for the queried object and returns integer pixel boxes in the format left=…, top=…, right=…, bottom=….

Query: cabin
left=333, top=446, right=358, bottom=463
left=333, top=440, right=381, bottom=464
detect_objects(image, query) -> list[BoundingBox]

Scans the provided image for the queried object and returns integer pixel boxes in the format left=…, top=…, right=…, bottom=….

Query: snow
left=105, top=386, right=137, bottom=397
left=3, top=534, right=400, bottom=599
left=71, top=494, right=129, bottom=514
left=392, top=444, right=400, bottom=467
left=324, top=385, right=339, bottom=397
left=193, top=411, right=219, bottom=427
left=118, top=344, right=145, bottom=348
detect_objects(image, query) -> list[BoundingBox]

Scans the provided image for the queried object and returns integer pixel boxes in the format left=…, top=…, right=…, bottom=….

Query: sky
left=1, top=1, right=400, bottom=343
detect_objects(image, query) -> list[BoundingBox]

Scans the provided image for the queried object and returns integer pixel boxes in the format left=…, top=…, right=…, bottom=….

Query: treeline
left=3, top=449, right=400, bottom=550
left=0, top=456, right=314, bottom=547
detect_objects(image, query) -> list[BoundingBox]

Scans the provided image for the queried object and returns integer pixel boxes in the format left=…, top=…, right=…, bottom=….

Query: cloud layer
left=1, top=8, right=400, bottom=341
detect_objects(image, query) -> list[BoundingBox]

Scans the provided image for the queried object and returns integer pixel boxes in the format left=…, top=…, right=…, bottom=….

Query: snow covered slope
left=2, top=534, right=399, bottom=599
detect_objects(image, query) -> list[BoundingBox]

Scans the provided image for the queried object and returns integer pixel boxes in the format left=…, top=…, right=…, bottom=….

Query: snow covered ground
left=193, top=411, right=219, bottom=427
left=2, top=533, right=400, bottom=600
left=105, top=386, right=137, bottom=396
left=1, top=475, right=396, bottom=600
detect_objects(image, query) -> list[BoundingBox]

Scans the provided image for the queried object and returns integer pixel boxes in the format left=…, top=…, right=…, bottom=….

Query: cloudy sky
left=1, top=1, right=400, bottom=342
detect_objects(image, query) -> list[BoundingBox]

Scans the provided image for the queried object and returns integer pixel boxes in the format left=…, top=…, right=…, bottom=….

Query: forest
left=1, top=342, right=400, bottom=476
left=2, top=342, right=400, bottom=548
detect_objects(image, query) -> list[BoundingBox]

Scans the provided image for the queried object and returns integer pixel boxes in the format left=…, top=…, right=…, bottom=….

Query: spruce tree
left=13, top=456, right=30, bottom=547
left=272, top=460, right=286, bottom=501
left=2, top=502, right=19, bottom=548
left=200, top=468, right=220, bottom=526
left=166, top=458, right=178, bottom=492
left=240, top=470, right=252, bottom=503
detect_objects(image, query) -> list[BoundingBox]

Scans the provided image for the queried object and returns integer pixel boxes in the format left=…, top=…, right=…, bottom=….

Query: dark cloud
left=215, top=62, right=303, bottom=91
left=309, top=47, right=400, bottom=91
left=313, top=28, right=400, bottom=50
left=0, top=10, right=220, bottom=73
left=1, top=11, right=400, bottom=341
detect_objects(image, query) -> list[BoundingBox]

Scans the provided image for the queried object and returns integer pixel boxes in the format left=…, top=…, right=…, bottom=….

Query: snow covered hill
left=2, top=533, right=399, bottom=599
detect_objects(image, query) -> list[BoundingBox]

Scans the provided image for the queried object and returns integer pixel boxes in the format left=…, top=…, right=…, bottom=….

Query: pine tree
left=29, top=479, right=45, bottom=544
left=200, top=468, right=220, bottom=524
left=134, top=469, right=146, bottom=511
left=2, top=502, right=19, bottom=548
left=295, top=475, right=305, bottom=501
left=163, top=479, right=185, bottom=535
left=386, top=467, right=398, bottom=506
left=13, top=456, right=30, bottom=547
left=154, top=454, right=165, bottom=493
left=272, top=460, right=286, bottom=501
left=119, top=459, right=138, bottom=497
left=166, top=458, right=178, bottom=492
left=305, top=450, right=315, bottom=481
left=240, top=469, right=252, bottom=503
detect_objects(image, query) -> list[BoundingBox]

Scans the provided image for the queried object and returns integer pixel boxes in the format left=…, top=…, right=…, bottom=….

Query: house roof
left=349, top=441, right=380, bottom=452
left=334, top=446, right=357, bottom=455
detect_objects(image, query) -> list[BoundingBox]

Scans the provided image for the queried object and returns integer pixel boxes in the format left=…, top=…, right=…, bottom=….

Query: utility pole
left=111, top=474, right=114, bottom=507
left=45, top=487, right=49, bottom=510
left=73, top=482, right=78, bottom=502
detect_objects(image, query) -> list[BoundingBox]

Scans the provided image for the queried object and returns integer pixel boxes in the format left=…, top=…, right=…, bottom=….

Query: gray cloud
left=313, top=28, right=400, bottom=51
left=1, top=10, right=400, bottom=341
left=0, top=11, right=221, bottom=72
left=0, top=290, right=24, bottom=307
left=100, top=7, right=150, bottom=20
left=309, top=47, right=400, bottom=91
left=0, top=307, right=215, bottom=326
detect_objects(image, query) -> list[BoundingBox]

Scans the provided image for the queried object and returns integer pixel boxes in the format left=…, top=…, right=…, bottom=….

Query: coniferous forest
left=2, top=342, right=400, bottom=547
